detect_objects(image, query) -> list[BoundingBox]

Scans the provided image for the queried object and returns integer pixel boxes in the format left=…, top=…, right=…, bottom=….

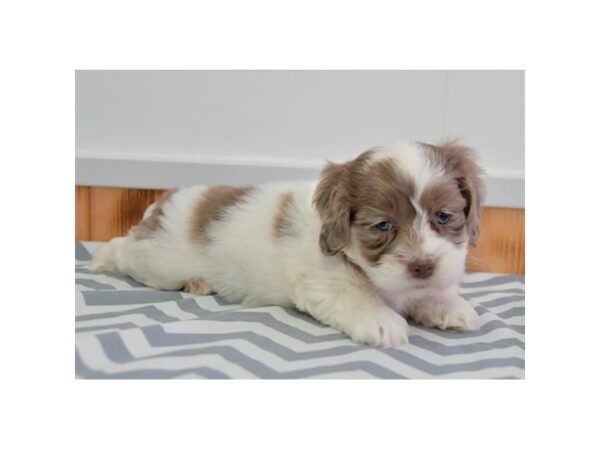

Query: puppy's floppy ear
left=438, top=141, right=486, bottom=246
left=313, top=161, right=352, bottom=255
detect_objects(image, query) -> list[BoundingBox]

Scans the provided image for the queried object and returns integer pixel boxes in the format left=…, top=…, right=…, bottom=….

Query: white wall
left=76, top=70, right=524, bottom=207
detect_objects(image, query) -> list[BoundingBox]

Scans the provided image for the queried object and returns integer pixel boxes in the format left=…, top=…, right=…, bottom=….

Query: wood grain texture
left=466, top=207, right=525, bottom=275
left=88, top=187, right=165, bottom=241
left=75, top=187, right=525, bottom=275
left=75, top=187, right=91, bottom=241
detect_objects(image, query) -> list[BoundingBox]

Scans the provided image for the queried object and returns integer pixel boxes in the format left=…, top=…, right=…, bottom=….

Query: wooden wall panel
left=466, top=207, right=525, bottom=275
left=88, top=187, right=165, bottom=241
left=75, top=187, right=525, bottom=275
left=75, top=187, right=91, bottom=241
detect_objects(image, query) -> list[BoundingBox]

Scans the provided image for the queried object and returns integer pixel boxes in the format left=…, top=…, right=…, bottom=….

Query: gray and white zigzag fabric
left=75, top=241, right=525, bottom=379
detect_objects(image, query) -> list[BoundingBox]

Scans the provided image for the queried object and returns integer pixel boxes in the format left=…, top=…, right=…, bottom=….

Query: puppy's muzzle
left=408, top=259, right=435, bottom=279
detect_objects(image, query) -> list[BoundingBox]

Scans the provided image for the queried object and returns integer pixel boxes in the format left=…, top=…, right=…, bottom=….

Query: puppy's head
left=313, top=140, right=485, bottom=295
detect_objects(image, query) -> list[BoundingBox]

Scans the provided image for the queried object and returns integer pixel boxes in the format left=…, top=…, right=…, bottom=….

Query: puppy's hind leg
left=90, top=237, right=126, bottom=272
left=182, top=277, right=215, bottom=295
left=90, top=236, right=183, bottom=291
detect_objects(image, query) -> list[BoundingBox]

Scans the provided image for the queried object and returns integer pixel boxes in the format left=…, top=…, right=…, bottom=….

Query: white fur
left=91, top=142, right=479, bottom=347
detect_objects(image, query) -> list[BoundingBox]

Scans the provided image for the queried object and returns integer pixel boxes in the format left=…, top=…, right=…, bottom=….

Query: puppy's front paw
left=348, top=307, right=410, bottom=347
left=444, top=297, right=480, bottom=331
left=411, top=294, right=480, bottom=331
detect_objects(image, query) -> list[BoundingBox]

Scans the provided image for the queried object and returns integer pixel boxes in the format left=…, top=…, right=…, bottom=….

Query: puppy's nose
left=408, top=259, right=435, bottom=279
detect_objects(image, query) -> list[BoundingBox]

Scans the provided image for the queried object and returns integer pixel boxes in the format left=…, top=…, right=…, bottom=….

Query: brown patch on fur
left=313, top=150, right=418, bottom=264
left=273, top=191, right=296, bottom=238
left=131, top=189, right=177, bottom=240
left=420, top=178, right=468, bottom=245
left=191, top=185, right=254, bottom=242
left=313, top=150, right=374, bottom=255
left=420, top=140, right=486, bottom=245
left=352, top=158, right=417, bottom=263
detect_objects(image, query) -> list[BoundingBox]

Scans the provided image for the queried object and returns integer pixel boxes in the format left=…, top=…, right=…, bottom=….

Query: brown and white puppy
left=91, top=140, right=485, bottom=347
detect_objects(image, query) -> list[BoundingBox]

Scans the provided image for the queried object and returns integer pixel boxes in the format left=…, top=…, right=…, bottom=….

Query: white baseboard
left=75, top=154, right=524, bottom=208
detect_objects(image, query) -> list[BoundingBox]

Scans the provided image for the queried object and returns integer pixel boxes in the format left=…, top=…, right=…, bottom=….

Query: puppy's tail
left=90, top=237, right=125, bottom=272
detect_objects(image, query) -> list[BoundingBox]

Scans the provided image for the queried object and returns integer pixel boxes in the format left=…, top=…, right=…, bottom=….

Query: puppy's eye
left=435, top=212, right=451, bottom=225
left=375, top=220, right=392, bottom=231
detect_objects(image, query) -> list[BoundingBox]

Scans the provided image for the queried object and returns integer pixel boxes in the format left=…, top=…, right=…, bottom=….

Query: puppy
left=91, top=140, right=485, bottom=347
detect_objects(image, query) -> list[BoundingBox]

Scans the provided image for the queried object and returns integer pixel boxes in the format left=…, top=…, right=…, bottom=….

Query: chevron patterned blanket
left=76, top=241, right=525, bottom=379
